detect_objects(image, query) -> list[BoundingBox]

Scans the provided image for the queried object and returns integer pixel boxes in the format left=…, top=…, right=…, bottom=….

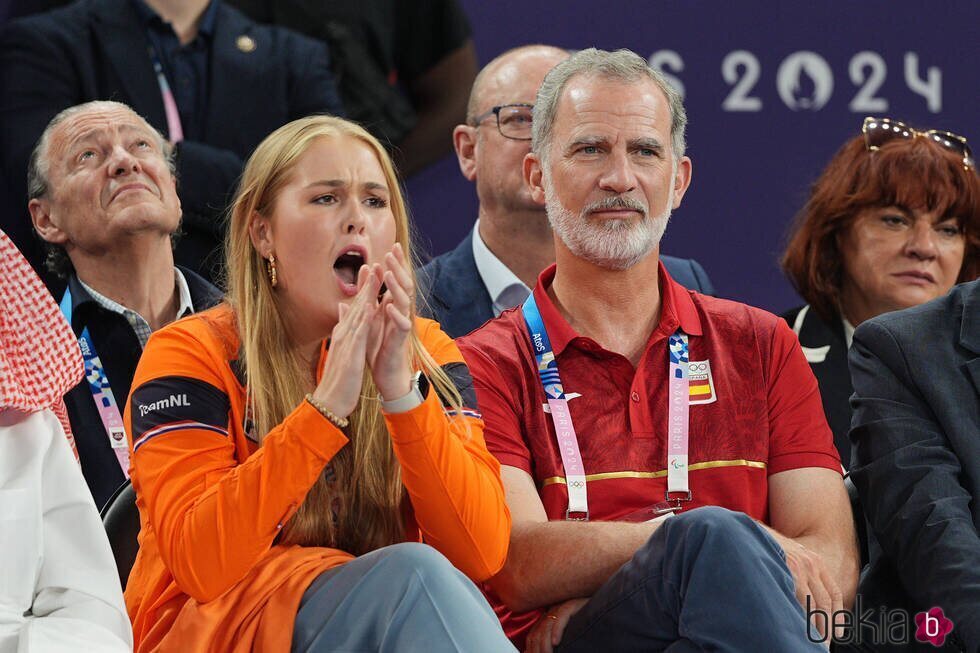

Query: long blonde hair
left=226, top=116, right=463, bottom=554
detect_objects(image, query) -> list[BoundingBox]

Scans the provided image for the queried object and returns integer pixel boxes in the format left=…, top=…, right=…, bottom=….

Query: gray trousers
left=291, top=542, right=516, bottom=652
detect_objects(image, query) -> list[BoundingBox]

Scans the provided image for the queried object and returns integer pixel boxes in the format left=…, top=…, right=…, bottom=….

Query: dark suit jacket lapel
left=797, top=308, right=850, bottom=391
left=89, top=0, right=167, bottom=131
left=431, top=231, right=494, bottom=337
left=177, top=265, right=223, bottom=310
left=959, top=282, right=980, bottom=396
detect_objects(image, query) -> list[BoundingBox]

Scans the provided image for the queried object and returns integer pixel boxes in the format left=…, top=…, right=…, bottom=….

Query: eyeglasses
left=472, top=103, right=534, bottom=141
left=863, top=117, right=974, bottom=171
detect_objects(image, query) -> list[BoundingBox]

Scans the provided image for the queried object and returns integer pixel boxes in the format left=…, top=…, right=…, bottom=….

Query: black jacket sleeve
left=849, top=321, right=980, bottom=649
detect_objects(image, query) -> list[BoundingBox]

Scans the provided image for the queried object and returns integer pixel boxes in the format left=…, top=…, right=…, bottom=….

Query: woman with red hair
left=782, top=117, right=978, bottom=469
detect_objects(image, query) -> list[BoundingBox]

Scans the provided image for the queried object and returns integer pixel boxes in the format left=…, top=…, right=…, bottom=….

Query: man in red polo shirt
left=457, top=47, right=859, bottom=652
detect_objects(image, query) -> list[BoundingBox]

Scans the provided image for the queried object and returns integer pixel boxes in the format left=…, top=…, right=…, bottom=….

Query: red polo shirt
left=457, top=262, right=840, bottom=646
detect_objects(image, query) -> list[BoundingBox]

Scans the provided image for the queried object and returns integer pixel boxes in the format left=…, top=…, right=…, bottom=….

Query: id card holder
left=108, top=426, right=128, bottom=449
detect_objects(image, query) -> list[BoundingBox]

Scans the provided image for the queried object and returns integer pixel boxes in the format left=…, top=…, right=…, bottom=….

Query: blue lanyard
left=522, top=291, right=692, bottom=519
left=523, top=292, right=589, bottom=519
left=60, top=289, right=131, bottom=477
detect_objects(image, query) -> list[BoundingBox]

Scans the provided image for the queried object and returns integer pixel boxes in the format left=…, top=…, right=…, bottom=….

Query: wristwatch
left=379, top=370, right=429, bottom=413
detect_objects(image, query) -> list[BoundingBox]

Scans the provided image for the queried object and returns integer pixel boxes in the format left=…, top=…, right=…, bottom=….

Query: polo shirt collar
left=131, top=0, right=218, bottom=39
left=531, top=259, right=703, bottom=357
left=660, top=260, right=702, bottom=337
left=196, top=0, right=219, bottom=39
left=131, top=0, right=159, bottom=28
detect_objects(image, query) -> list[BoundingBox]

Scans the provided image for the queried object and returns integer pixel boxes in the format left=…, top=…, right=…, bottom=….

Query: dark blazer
left=848, top=280, right=980, bottom=652
left=782, top=305, right=853, bottom=469
left=0, top=0, right=343, bottom=284
left=63, top=266, right=223, bottom=509
left=417, top=229, right=717, bottom=338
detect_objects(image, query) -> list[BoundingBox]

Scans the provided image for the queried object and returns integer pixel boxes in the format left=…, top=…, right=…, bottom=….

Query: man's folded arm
left=767, top=466, right=860, bottom=608
left=488, top=465, right=660, bottom=613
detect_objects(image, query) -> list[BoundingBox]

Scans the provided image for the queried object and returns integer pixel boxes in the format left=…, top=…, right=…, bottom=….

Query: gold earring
left=266, top=254, right=278, bottom=288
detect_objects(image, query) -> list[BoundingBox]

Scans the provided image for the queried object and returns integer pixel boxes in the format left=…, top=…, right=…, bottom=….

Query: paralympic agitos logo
left=807, top=596, right=955, bottom=647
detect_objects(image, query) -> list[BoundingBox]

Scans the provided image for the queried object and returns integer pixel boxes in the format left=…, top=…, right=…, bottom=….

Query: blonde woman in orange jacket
left=123, top=116, right=514, bottom=652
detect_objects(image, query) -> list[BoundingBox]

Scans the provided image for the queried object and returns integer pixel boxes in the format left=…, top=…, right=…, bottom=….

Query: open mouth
left=333, top=247, right=366, bottom=296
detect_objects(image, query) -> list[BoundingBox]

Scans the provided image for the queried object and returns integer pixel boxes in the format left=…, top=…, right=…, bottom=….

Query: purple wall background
left=405, top=0, right=979, bottom=313
left=1, top=0, right=974, bottom=311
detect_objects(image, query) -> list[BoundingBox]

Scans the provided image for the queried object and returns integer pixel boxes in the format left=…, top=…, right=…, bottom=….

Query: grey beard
left=545, top=182, right=673, bottom=271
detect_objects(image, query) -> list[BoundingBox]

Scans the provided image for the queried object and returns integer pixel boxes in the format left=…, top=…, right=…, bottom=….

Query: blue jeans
left=291, top=542, right=516, bottom=652
left=556, top=506, right=825, bottom=652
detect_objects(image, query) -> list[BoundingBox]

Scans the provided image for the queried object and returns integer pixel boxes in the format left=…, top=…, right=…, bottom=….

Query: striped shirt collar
left=77, top=268, right=194, bottom=348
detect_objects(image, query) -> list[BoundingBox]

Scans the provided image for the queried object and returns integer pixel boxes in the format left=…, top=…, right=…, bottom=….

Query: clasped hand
left=767, top=529, right=844, bottom=645
left=310, top=243, right=415, bottom=418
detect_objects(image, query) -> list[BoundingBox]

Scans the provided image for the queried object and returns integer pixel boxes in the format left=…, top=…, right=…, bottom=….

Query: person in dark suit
left=0, top=0, right=343, bottom=287
left=223, top=0, right=478, bottom=178
left=781, top=117, right=978, bottom=469
left=417, top=45, right=714, bottom=339
left=848, top=279, right=980, bottom=652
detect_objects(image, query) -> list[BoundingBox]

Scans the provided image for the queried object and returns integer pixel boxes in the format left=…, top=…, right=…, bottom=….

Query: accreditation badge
left=688, top=360, right=717, bottom=405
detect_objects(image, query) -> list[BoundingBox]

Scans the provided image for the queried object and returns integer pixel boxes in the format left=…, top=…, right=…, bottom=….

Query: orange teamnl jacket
left=122, top=305, right=510, bottom=652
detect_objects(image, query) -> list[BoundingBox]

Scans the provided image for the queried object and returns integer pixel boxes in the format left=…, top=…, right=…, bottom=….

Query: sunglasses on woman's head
left=863, top=117, right=974, bottom=171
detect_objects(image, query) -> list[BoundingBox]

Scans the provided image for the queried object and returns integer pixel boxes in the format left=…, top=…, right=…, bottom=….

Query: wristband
left=379, top=371, right=428, bottom=414
left=305, top=394, right=349, bottom=429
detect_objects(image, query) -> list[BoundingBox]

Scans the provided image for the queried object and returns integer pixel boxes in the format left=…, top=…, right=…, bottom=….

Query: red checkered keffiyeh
left=0, top=229, right=83, bottom=454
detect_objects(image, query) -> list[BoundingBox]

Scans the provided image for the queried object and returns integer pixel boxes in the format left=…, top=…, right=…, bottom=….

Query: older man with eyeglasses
left=416, top=45, right=715, bottom=339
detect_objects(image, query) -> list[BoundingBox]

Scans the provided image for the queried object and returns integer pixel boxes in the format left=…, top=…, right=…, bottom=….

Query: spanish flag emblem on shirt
left=688, top=360, right=717, bottom=405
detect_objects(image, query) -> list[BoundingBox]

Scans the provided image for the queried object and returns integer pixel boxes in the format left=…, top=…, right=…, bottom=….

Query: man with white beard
left=457, top=48, right=858, bottom=652
left=416, top=45, right=713, bottom=340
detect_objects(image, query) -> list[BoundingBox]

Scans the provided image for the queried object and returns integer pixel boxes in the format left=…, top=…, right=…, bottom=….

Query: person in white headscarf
left=0, top=228, right=132, bottom=652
